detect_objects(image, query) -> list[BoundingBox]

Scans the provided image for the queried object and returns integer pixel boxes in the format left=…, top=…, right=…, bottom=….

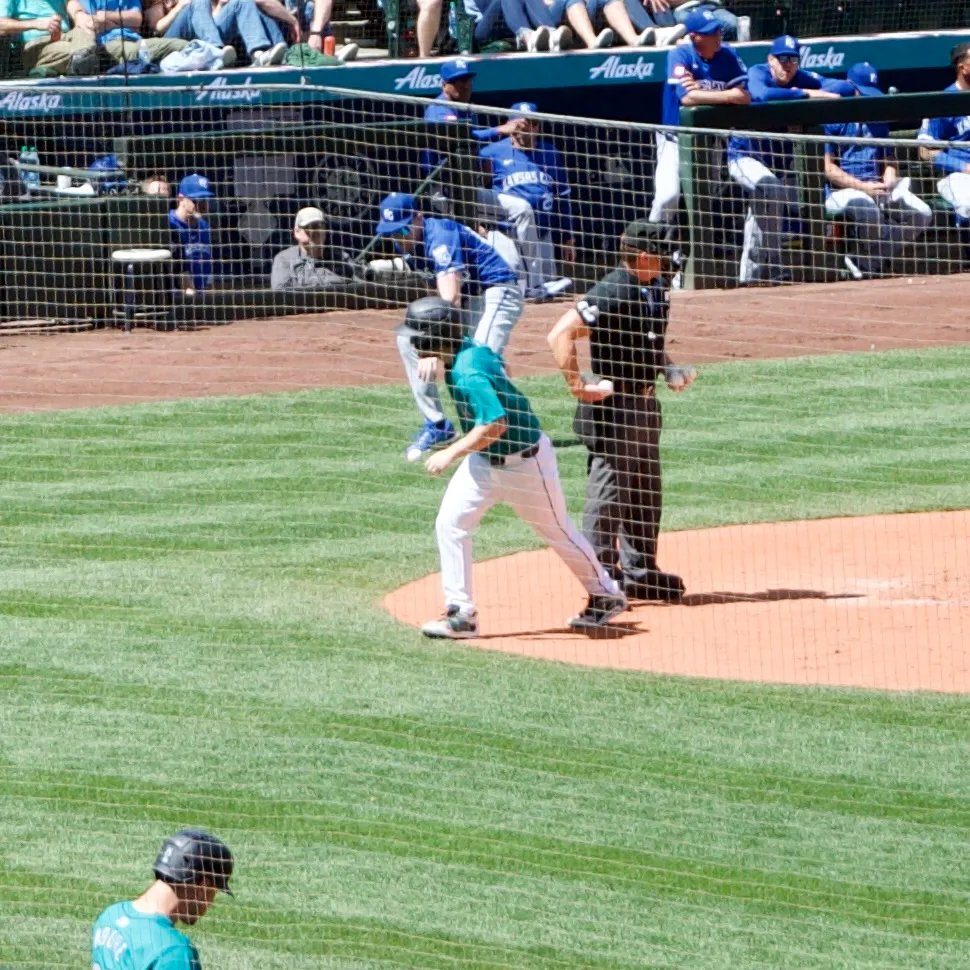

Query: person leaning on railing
left=918, top=41, right=970, bottom=223
left=726, top=33, right=847, bottom=285
left=0, top=0, right=99, bottom=75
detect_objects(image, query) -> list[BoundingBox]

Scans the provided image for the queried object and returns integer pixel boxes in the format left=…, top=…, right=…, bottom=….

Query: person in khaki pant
left=1, top=0, right=185, bottom=73
left=0, top=0, right=90, bottom=74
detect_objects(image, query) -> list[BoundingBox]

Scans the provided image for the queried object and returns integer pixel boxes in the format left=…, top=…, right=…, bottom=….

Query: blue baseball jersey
left=661, top=41, right=747, bottom=129
left=169, top=211, right=213, bottom=291
left=423, top=217, right=516, bottom=288
left=824, top=120, right=889, bottom=190
left=81, top=0, right=140, bottom=43
left=728, top=63, right=826, bottom=170
left=918, top=83, right=970, bottom=174
left=480, top=136, right=574, bottom=236
left=92, top=901, right=201, bottom=970
left=422, top=94, right=503, bottom=175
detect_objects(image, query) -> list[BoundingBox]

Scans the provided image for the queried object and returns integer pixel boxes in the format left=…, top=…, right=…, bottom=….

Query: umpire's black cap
left=620, top=221, right=674, bottom=255
left=154, top=828, right=234, bottom=895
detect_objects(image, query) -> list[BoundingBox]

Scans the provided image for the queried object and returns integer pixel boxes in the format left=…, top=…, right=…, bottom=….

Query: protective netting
left=0, top=80, right=968, bottom=970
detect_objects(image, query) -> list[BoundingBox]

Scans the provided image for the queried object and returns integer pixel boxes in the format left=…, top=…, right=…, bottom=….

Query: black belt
left=607, top=381, right=655, bottom=398
left=488, top=443, right=539, bottom=467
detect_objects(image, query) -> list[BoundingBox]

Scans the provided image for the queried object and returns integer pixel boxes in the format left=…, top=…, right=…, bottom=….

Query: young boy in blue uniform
left=375, top=192, right=525, bottom=460
left=91, top=828, right=232, bottom=970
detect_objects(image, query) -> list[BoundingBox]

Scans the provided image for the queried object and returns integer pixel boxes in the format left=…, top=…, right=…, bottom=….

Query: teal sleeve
left=0, top=0, right=16, bottom=18
left=153, top=944, right=201, bottom=970
left=461, top=374, right=507, bottom=426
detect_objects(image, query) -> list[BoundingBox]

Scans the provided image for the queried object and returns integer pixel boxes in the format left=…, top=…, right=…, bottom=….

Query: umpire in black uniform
left=547, top=221, right=695, bottom=602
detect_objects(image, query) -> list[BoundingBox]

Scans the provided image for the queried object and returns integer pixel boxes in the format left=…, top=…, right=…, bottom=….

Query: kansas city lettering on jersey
left=93, top=927, right=129, bottom=961
left=394, top=66, right=442, bottom=91
left=500, top=169, right=553, bottom=190
left=589, top=55, right=654, bottom=82
left=799, top=45, right=844, bottom=70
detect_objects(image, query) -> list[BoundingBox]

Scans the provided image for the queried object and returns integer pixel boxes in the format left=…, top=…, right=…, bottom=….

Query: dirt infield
left=1, top=273, right=969, bottom=412
left=2, top=274, right=967, bottom=691
left=385, top=511, right=970, bottom=693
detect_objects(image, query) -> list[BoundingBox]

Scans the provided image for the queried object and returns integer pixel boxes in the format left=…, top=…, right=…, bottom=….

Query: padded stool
left=112, top=248, right=174, bottom=332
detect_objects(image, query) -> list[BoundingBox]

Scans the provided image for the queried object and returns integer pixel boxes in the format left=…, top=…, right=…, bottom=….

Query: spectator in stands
left=481, top=101, right=574, bottom=300
left=77, top=0, right=187, bottom=67
left=635, top=0, right=736, bottom=40
left=170, top=173, right=214, bottom=296
left=0, top=0, right=100, bottom=75
left=271, top=207, right=350, bottom=289
left=493, top=0, right=640, bottom=51
left=918, top=42, right=970, bottom=222
left=825, top=62, right=930, bottom=279
left=727, top=35, right=842, bottom=284
left=143, top=0, right=294, bottom=67
left=648, top=8, right=749, bottom=236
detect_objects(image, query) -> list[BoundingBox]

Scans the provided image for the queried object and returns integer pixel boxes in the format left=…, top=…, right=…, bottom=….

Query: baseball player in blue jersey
left=825, top=62, right=931, bottom=279
left=400, top=298, right=626, bottom=639
left=376, top=191, right=525, bottom=460
left=649, top=9, right=749, bottom=237
left=727, top=35, right=843, bottom=283
left=481, top=101, right=575, bottom=300
left=92, top=829, right=232, bottom=970
left=919, top=43, right=970, bottom=222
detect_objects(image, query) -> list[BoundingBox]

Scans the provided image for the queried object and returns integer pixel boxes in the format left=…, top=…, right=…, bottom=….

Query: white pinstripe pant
left=436, top=434, right=620, bottom=613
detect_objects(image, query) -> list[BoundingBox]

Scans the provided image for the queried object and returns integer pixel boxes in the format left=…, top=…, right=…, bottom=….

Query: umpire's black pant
left=579, top=392, right=663, bottom=591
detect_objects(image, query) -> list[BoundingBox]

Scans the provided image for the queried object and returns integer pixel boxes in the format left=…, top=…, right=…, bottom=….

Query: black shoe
left=625, top=571, right=685, bottom=603
left=567, top=592, right=629, bottom=631
left=67, top=46, right=100, bottom=76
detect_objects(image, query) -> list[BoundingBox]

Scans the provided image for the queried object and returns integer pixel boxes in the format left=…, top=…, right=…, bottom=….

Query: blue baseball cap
left=511, top=100, right=538, bottom=118
left=847, top=61, right=882, bottom=97
left=376, top=192, right=418, bottom=234
left=178, top=173, right=214, bottom=199
left=684, top=9, right=721, bottom=35
left=440, top=57, right=476, bottom=83
left=769, top=34, right=800, bottom=58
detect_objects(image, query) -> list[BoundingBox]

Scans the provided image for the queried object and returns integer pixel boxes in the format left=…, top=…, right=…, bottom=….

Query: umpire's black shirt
left=581, top=266, right=669, bottom=392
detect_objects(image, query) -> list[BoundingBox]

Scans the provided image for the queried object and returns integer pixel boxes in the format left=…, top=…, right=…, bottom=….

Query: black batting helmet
left=154, top=828, right=234, bottom=895
left=403, top=296, right=464, bottom=354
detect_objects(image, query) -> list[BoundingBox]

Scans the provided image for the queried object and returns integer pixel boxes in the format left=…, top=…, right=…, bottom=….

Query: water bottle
left=448, top=1, right=457, bottom=39
left=19, top=145, right=40, bottom=191
left=137, top=40, right=152, bottom=69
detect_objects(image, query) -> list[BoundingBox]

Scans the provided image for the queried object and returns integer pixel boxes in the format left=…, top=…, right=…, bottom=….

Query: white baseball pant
left=937, top=172, right=970, bottom=221
left=397, top=283, right=525, bottom=424
left=825, top=184, right=931, bottom=274
left=648, top=132, right=680, bottom=225
left=728, top=155, right=800, bottom=283
left=436, top=433, right=621, bottom=613
left=497, top=192, right=558, bottom=293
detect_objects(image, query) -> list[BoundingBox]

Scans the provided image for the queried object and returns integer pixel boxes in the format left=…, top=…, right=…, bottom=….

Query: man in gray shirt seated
left=271, top=207, right=348, bottom=290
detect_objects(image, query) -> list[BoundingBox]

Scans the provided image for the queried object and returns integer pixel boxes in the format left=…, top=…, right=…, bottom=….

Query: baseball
left=597, top=379, right=614, bottom=394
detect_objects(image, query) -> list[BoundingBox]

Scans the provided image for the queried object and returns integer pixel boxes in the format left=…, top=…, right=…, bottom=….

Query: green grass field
left=1, top=346, right=970, bottom=970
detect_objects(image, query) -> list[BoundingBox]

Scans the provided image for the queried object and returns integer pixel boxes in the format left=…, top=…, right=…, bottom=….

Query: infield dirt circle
left=3, top=275, right=969, bottom=692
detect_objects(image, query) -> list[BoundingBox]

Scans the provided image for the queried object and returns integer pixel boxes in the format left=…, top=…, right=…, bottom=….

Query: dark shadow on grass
left=676, top=588, right=863, bottom=607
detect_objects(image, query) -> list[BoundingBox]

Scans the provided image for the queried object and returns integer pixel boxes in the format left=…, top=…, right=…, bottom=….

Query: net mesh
left=0, top=82, right=968, bottom=970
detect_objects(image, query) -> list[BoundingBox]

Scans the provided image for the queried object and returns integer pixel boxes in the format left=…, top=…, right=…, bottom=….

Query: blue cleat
left=405, top=419, right=457, bottom=462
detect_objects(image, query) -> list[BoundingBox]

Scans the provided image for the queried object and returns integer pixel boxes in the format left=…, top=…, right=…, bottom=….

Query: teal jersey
left=445, top=340, right=541, bottom=458
left=92, top=901, right=201, bottom=970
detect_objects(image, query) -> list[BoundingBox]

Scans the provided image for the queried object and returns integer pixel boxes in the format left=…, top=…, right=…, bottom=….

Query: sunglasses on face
left=777, top=55, right=799, bottom=65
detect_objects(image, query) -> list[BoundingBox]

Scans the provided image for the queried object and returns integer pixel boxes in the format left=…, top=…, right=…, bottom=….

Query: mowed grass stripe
left=1, top=347, right=969, bottom=969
